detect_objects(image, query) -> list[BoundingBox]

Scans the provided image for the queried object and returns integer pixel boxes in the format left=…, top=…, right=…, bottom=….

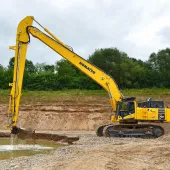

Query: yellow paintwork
left=135, top=108, right=158, bottom=120
left=111, top=101, right=170, bottom=123
left=8, top=16, right=123, bottom=129
left=165, top=108, right=170, bottom=122
left=111, top=115, right=119, bottom=122
left=8, top=16, right=170, bottom=130
left=28, top=25, right=123, bottom=104
left=135, top=107, right=170, bottom=122
left=8, top=16, right=33, bottom=129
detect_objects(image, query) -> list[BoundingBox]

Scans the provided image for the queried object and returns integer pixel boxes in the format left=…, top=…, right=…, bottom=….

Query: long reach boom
left=8, top=16, right=125, bottom=132
left=9, top=16, right=169, bottom=139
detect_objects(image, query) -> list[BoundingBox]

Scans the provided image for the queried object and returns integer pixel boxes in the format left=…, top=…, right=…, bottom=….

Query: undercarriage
left=96, top=123, right=164, bottom=138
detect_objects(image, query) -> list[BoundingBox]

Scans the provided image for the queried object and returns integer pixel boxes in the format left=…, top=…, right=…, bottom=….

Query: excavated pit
left=0, top=130, right=78, bottom=160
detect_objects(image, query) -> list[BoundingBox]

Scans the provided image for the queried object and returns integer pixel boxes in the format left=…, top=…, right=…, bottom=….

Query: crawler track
left=96, top=124, right=164, bottom=138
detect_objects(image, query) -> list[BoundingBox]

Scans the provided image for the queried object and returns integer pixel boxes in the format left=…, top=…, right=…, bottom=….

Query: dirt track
left=0, top=95, right=170, bottom=170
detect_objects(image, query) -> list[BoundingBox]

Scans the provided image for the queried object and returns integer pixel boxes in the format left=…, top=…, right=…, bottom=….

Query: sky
left=1, top=0, right=170, bottom=66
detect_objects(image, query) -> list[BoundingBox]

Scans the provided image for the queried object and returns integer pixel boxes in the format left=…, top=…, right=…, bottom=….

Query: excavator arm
left=8, top=16, right=127, bottom=133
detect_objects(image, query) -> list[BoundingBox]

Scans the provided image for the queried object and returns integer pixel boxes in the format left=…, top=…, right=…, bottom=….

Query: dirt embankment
left=0, top=96, right=112, bottom=131
left=1, top=95, right=170, bottom=131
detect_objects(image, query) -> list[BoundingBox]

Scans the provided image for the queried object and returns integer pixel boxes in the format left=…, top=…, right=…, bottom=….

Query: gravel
left=0, top=132, right=170, bottom=170
left=0, top=133, right=145, bottom=170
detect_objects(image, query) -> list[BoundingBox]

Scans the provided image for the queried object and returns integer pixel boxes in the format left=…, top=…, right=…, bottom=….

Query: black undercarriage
left=96, top=123, right=164, bottom=138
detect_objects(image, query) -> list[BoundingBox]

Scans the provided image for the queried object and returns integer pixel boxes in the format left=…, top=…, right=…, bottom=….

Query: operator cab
left=119, top=101, right=135, bottom=118
left=118, top=98, right=165, bottom=119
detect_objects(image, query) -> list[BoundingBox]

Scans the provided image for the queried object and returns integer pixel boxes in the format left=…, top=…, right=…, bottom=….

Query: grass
left=122, top=88, right=170, bottom=96
left=0, top=88, right=169, bottom=104
left=1, top=88, right=170, bottom=96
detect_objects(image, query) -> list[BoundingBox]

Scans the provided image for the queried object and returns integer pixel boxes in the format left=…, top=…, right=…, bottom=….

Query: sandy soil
left=0, top=96, right=113, bottom=131
left=1, top=95, right=170, bottom=131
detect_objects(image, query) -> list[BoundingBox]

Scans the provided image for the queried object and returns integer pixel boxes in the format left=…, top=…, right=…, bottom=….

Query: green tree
left=8, top=57, right=36, bottom=74
left=55, top=59, right=77, bottom=76
left=88, top=48, right=155, bottom=89
left=55, top=59, right=100, bottom=89
left=35, top=63, right=55, bottom=73
left=89, top=48, right=128, bottom=86
left=148, top=48, right=170, bottom=87
left=26, top=72, right=58, bottom=90
left=44, top=65, right=55, bottom=73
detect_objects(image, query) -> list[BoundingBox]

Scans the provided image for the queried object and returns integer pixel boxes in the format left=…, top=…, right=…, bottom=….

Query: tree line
left=0, top=47, right=170, bottom=90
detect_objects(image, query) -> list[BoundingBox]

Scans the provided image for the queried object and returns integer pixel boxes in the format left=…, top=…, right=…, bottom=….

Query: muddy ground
left=0, top=95, right=170, bottom=170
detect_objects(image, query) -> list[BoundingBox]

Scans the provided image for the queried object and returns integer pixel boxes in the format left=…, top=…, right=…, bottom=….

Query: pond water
left=0, top=137, right=63, bottom=160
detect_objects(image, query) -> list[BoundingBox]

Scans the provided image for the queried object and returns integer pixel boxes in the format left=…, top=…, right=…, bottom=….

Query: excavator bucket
left=12, top=127, right=35, bottom=140
left=11, top=127, right=79, bottom=144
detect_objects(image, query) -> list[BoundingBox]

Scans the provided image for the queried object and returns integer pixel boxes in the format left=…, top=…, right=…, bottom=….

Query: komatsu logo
left=79, top=62, right=95, bottom=74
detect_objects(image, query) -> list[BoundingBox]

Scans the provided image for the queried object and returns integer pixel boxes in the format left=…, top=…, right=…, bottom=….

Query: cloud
left=0, top=0, right=170, bottom=66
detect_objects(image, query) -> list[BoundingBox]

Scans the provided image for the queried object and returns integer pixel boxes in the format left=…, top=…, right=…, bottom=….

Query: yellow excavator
left=8, top=16, right=170, bottom=138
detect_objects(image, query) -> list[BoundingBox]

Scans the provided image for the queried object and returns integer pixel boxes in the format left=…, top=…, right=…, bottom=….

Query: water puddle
left=0, top=137, right=63, bottom=160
